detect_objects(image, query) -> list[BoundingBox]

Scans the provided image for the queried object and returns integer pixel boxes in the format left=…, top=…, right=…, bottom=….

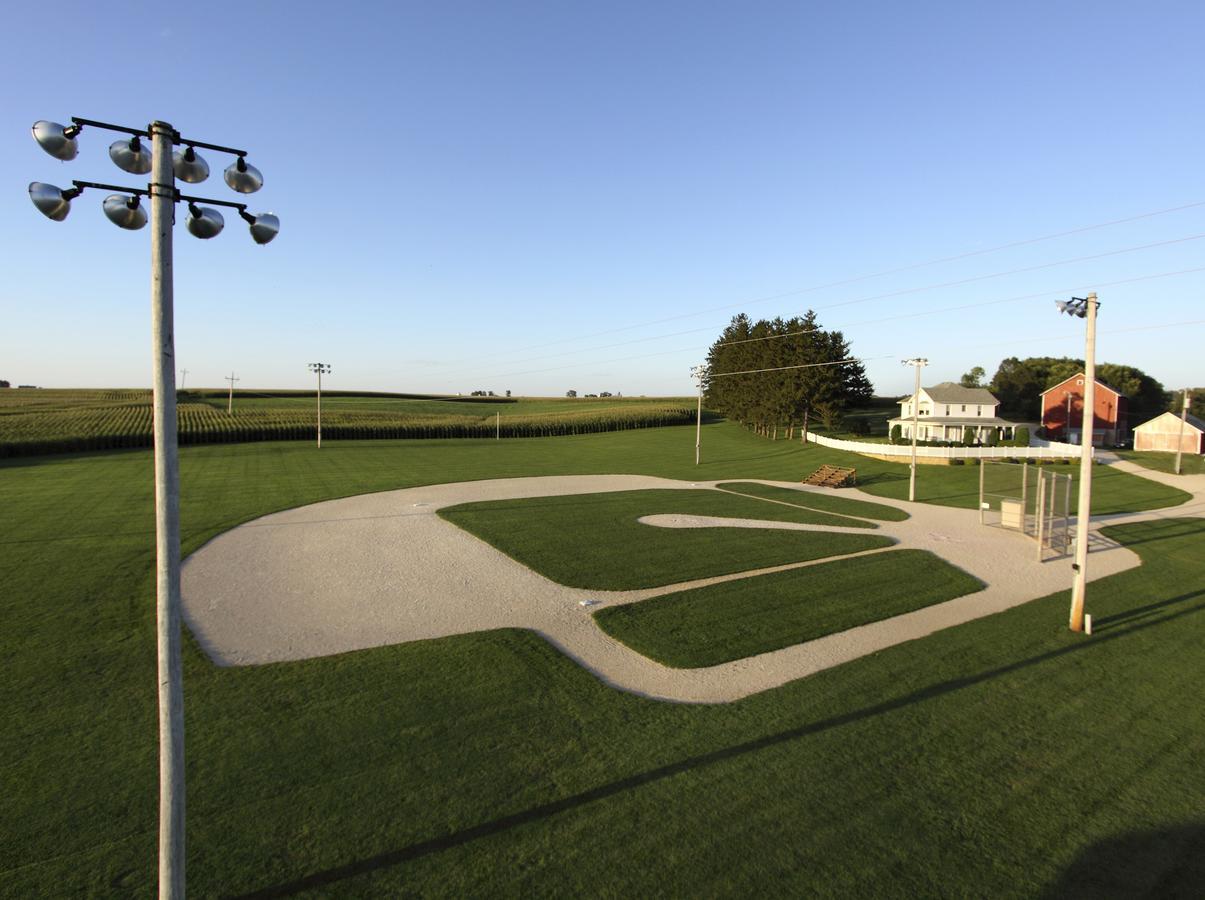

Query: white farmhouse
left=887, top=382, right=1019, bottom=443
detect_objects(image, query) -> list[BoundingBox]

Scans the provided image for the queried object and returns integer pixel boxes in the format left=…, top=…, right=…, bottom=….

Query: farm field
left=0, top=388, right=695, bottom=456
left=2, top=422, right=1202, bottom=895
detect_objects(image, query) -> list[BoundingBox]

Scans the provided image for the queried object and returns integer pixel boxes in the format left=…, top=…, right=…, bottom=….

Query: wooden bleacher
left=803, top=465, right=857, bottom=488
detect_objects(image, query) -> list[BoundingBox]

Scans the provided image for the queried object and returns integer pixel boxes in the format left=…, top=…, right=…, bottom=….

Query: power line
left=414, top=264, right=1205, bottom=384
left=708, top=356, right=890, bottom=379
left=409, top=198, right=1205, bottom=366
left=361, top=237, right=1205, bottom=385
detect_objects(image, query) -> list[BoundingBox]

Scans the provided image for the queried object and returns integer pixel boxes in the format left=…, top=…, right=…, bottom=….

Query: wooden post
left=149, top=119, right=185, bottom=900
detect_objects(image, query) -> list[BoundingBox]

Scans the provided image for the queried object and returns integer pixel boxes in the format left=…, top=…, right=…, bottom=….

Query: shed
left=1133, top=411, right=1205, bottom=454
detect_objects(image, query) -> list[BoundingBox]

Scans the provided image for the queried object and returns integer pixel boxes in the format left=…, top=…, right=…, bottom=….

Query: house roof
left=918, top=382, right=998, bottom=405
left=1133, top=411, right=1205, bottom=434
left=1039, top=372, right=1123, bottom=398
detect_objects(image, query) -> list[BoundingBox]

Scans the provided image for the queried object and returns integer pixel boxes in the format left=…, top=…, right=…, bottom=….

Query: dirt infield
left=180, top=473, right=1167, bottom=702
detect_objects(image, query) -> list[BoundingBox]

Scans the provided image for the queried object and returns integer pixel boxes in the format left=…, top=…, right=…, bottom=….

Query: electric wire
left=413, top=264, right=1205, bottom=384
left=418, top=199, right=1205, bottom=364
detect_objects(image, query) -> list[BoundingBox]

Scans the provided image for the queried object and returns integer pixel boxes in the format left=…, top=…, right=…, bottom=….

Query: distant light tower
left=901, top=358, right=929, bottom=502
left=1174, top=390, right=1192, bottom=476
left=1055, top=293, right=1099, bottom=633
left=691, top=365, right=708, bottom=465
left=225, top=372, right=240, bottom=415
left=28, top=115, right=278, bottom=900
left=308, top=363, right=331, bottom=448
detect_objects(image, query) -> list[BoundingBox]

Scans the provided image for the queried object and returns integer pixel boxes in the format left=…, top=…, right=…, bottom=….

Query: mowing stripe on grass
left=717, top=481, right=909, bottom=521
left=438, top=489, right=890, bottom=590
left=594, top=549, right=984, bottom=667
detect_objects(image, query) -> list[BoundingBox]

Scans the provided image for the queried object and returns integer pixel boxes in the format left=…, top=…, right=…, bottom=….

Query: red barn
left=1040, top=373, right=1127, bottom=446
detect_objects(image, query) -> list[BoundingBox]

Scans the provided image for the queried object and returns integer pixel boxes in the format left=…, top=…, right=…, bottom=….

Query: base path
left=182, top=474, right=1150, bottom=703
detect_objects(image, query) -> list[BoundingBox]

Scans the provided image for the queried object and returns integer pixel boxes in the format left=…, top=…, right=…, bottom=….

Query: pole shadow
left=233, top=594, right=1205, bottom=898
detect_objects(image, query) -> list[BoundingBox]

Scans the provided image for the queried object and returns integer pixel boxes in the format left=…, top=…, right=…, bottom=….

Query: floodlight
left=239, top=209, right=279, bottom=245
left=109, top=137, right=153, bottom=175
left=31, top=120, right=81, bottom=161
left=223, top=156, right=263, bottom=193
left=103, top=193, right=148, bottom=230
left=28, top=182, right=80, bottom=221
left=172, top=146, right=209, bottom=183
left=1056, top=298, right=1087, bottom=319
left=185, top=202, right=224, bottom=239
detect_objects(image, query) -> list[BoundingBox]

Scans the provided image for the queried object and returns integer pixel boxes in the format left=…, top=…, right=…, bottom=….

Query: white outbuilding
left=1132, top=411, right=1205, bottom=454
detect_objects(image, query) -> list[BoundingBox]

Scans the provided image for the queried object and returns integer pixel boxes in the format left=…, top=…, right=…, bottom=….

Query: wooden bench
left=803, top=465, right=858, bottom=488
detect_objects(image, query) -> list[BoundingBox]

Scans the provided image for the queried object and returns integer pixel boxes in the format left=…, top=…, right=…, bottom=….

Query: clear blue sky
left=4, top=0, right=1203, bottom=399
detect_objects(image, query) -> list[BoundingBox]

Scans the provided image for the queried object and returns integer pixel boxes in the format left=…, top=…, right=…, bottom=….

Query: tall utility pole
left=1056, top=293, right=1099, bottom=633
left=901, top=358, right=928, bottom=502
left=1174, top=390, right=1191, bottom=475
left=179, top=368, right=188, bottom=390
left=29, top=115, right=277, bottom=900
left=308, top=363, right=331, bottom=448
left=691, top=365, right=707, bottom=465
left=225, top=371, right=239, bottom=414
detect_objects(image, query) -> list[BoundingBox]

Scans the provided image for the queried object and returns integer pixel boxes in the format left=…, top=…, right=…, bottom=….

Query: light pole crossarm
left=70, top=116, right=248, bottom=157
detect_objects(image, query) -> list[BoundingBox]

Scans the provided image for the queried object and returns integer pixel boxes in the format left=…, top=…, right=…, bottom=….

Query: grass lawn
left=717, top=480, right=910, bottom=521
left=439, top=489, right=890, bottom=590
left=2, top=423, right=1202, bottom=896
left=595, top=549, right=984, bottom=667
left=1116, top=449, right=1205, bottom=476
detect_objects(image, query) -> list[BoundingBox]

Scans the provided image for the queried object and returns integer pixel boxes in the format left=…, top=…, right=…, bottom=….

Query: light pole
left=179, top=368, right=189, bottom=390
left=901, top=358, right=928, bottom=502
left=1174, top=390, right=1191, bottom=475
left=225, top=371, right=239, bottom=415
left=309, top=363, right=331, bottom=448
left=1056, top=293, right=1099, bottom=633
left=691, top=365, right=707, bottom=465
left=29, top=116, right=278, bottom=899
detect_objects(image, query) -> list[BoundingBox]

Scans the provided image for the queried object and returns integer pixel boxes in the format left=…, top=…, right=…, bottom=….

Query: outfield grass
left=439, top=489, right=890, bottom=590
left=1, top=423, right=1202, bottom=895
left=1116, top=449, right=1205, bottom=476
left=717, top=480, right=910, bottom=521
left=595, top=549, right=984, bottom=667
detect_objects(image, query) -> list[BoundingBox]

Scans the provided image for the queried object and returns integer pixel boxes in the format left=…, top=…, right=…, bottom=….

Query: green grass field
left=595, top=549, right=984, bottom=667
left=717, top=480, right=910, bottom=521
left=439, top=489, right=890, bottom=590
left=2, top=422, right=1202, bottom=895
left=1116, top=449, right=1205, bottom=476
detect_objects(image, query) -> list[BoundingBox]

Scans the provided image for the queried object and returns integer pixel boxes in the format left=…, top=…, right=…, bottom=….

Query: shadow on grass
left=1039, top=821, right=1205, bottom=899
left=235, top=592, right=1205, bottom=899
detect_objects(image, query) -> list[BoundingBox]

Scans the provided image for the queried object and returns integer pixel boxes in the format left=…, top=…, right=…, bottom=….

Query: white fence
left=806, top=432, right=1091, bottom=461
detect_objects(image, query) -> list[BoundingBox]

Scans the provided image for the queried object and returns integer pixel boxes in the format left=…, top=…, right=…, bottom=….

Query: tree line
left=703, top=312, right=873, bottom=439
left=969, top=357, right=1175, bottom=424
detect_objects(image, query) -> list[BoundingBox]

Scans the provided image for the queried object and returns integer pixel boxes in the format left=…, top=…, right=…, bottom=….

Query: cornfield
left=0, top=389, right=696, bottom=458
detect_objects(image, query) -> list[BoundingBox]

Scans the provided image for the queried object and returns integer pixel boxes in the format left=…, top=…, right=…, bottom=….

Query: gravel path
left=179, top=468, right=1190, bottom=702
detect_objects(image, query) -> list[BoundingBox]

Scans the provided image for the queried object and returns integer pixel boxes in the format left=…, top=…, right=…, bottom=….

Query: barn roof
left=1039, top=372, right=1123, bottom=398
left=1133, top=411, right=1205, bottom=433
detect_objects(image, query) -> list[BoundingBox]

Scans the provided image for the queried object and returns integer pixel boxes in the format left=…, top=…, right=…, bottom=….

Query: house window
left=945, top=405, right=950, bottom=415
left=977, top=407, right=981, bottom=416
left=961, top=405, right=966, bottom=412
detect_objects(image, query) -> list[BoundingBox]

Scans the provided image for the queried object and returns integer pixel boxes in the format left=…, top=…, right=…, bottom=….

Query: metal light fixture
left=223, top=156, right=263, bottom=193
left=1056, top=297, right=1089, bottom=319
left=28, top=182, right=81, bottom=221
left=186, top=202, right=224, bottom=239
left=239, top=210, right=279, bottom=245
left=172, top=145, right=209, bottom=183
left=109, top=136, right=153, bottom=175
left=32, top=120, right=81, bottom=161
left=103, top=193, right=148, bottom=230
left=28, top=113, right=279, bottom=898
